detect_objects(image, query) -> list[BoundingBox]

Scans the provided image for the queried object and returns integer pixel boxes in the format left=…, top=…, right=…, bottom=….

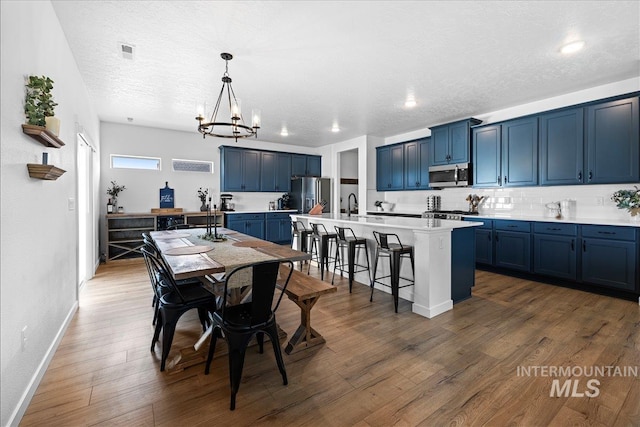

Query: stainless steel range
left=422, top=210, right=479, bottom=221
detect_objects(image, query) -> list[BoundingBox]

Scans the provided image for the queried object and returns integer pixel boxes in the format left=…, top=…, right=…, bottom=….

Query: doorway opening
left=339, top=149, right=359, bottom=214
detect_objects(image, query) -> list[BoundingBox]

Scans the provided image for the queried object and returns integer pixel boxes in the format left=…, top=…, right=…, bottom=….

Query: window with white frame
left=110, top=154, right=161, bottom=170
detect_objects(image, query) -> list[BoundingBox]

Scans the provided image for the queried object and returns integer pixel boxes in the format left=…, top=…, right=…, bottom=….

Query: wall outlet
left=21, top=326, right=28, bottom=352
left=596, top=197, right=604, bottom=206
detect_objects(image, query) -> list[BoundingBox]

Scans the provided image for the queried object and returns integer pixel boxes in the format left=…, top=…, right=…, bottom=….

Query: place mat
left=153, top=233, right=190, bottom=239
left=232, top=240, right=275, bottom=248
left=164, top=245, right=212, bottom=256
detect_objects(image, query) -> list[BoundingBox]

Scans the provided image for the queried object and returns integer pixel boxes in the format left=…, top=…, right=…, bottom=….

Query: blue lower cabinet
left=265, top=212, right=292, bottom=244
left=581, top=225, right=637, bottom=291
left=533, top=222, right=578, bottom=280
left=225, top=213, right=265, bottom=240
left=493, top=220, right=531, bottom=272
left=473, top=219, right=493, bottom=265
left=451, top=227, right=476, bottom=303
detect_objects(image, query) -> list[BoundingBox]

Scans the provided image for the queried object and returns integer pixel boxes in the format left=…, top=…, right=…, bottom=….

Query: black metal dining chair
left=204, top=260, right=294, bottom=410
left=370, top=231, right=415, bottom=313
left=141, top=247, right=217, bottom=371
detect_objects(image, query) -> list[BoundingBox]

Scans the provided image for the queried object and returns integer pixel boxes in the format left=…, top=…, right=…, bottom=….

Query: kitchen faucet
left=347, top=193, right=358, bottom=217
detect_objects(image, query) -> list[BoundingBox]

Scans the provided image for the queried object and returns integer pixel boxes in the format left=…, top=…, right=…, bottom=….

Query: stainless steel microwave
left=428, top=163, right=471, bottom=188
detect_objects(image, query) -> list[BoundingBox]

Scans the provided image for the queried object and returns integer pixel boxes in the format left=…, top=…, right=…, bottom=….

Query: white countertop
left=224, top=209, right=298, bottom=214
left=290, top=213, right=482, bottom=231
left=465, top=213, right=640, bottom=228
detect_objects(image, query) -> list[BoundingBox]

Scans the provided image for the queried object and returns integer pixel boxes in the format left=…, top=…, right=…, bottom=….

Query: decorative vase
left=112, top=198, right=117, bottom=211
left=630, top=208, right=640, bottom=222
left=45, top=116, right=60, bottom=136
left=200, top=201, right=208, bottom=212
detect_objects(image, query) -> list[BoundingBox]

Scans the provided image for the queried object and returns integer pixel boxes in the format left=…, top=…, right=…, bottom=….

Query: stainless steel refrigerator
left=290, top=177, right=331, bottom=213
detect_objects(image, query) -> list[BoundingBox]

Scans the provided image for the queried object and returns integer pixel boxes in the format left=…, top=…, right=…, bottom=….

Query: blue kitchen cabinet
left=404, top=137, right=430, bottom=190
left=220, top=146, right=261, bottom=192
left=451, top=227, right=476, bottom=303
left=473, top=124, right=501, bottom=188
left=292, top=154, right=322, bottom=176
left=376, top=144, right=404, bottom=191
left=473, top=118, right=537, bottom=188
left=494, top=220, right=531, bottom=272
left=501, top=117, right=538, bottom=187
left=533, top=222, right=578, bottom=280
left=539, top=108, right=584, bottom=185
left=473, top=218, right=494, bottom=265
left=581, top=225, right=637, bottom=291
left=586, top=97, right=639, bottom=184
left=265, top=212, right=292, bottom=244
left=261, top=152, right=292, bottom=192
left=429, top=118, right=481, bottom=166
left=225, top=213, right=265, bottom=240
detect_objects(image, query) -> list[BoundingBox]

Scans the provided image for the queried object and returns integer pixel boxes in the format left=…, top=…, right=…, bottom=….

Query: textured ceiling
left=51, top=1, right=640, bottom=147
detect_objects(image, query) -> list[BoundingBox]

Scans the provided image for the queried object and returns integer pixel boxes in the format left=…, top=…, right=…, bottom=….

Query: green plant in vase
left=107, top=181, right=126, bottom=209
left=612, top=186, right=640, bottom=220
left=24, top=75, right=58, bottom=128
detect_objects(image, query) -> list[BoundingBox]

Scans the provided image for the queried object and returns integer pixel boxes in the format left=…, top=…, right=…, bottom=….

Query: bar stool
left=370, top=231, right=415, bottom=313
left=307, top=223, right=337, bottom=280
left=332, top=226, right=371, bottom=292
left=291, top=220, right=313, bottom=270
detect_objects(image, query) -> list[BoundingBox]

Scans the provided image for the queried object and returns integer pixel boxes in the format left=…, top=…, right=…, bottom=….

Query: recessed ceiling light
left=405, top=95, right=417, bottom=108
left=560, top=40, right=585, bottom=54
left=280, top=127, right=289, bottom=137
left=331, top=123, right=340, bottom=133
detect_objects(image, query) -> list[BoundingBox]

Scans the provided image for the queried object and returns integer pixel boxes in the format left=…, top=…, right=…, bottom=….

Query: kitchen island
left=290, top=213, right=483, bottom=318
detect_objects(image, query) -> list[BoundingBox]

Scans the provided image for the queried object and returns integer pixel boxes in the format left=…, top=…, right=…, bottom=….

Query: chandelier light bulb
left=252, top=109, right=261, bottom=129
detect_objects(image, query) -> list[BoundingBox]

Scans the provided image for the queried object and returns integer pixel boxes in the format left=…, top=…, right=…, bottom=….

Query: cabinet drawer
left=225, top=213, right=265, bottom=221
left=533, top=222, right=577, bottom=236
left=581, top=225, right=636, bottom=241
left=266, top=212, right=292, bottom=220
left=494, top=220, right=531, bottom=232
left=472, top=218, right=493, bottom=229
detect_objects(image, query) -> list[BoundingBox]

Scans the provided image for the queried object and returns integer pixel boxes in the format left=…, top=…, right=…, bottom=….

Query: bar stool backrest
left=291, top=220, right=308, bottom=233
left=334, top=226, right=356, bottom=241
left=372, top=231, right=403, bottom=250
left=310, top=222, right=329, bottom=237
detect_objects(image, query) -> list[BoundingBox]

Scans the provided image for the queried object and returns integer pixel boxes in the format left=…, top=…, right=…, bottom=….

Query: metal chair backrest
left=220, top=260, right=294, bottom=326
left=372, top=231, right=403, bottom=250
left=291, top=220, right=308, bottom=233
left=334, top=226, right=356, bottom=242
left=310, top=222, right=330, bottom=237
left=140, top=246, right=187, bottom=303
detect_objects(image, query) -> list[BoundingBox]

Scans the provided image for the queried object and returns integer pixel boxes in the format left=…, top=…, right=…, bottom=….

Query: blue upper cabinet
left=539, top=108, right=584, bottom=185
left=473, top=124, right=501, bottom=188
left=501, top=117, right=538, bottom=187
left=404, top=137, right=430, bottom=190
left=221, top=147, right=260, bottom=192
left=473, top=118, right=538, bottom=188
left=429, top=118, right=481, bottom=166
left=586, top=97, right=639, bottom=184
left=376, top=144, right=404, bottom=191
left=291, top=154, right=321, bottom=176
left=260, top=152, right=292, bottom=192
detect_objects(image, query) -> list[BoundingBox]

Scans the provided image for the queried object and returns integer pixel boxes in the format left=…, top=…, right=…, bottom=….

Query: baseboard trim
left=6, top=301, right=79, bottom=427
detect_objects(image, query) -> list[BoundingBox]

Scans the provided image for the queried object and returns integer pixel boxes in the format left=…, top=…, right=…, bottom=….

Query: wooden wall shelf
left=22, top=124, right=65, bottom=148
left=27, top=164, right=66, bottom=180
left=340, top=178, right=358, bottom=185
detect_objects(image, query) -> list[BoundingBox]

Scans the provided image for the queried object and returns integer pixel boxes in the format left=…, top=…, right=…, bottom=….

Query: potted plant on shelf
left=24, top=75, right=60, bottom=135
left=107, top=181, right=126, bottom=211
left=197, top=188, right=209, bottom=211
left=612, top=186, right=640, bottom=221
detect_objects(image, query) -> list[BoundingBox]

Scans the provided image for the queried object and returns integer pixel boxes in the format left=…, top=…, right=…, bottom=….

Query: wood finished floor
left=21, top=260, right=640, bottom=426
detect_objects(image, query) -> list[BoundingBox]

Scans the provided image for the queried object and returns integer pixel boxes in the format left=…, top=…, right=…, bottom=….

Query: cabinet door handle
left=583, top=241, right=586, bottom=252
left=498, top=176, right=502, bottom=186
left=507, top=225, right=518, bottom=228
left=548, top=227, right=561, bottom=231
left=588, top=170, right=593, bottom=181
left=577, top=171, right=582, bottom=181
left=495, top=233, right=499, bottom=242
left=597, top=231, right=616, bottom=235
left=504, top=175, right=508, bottom=184
left=571, top=239, right=575, bottom=251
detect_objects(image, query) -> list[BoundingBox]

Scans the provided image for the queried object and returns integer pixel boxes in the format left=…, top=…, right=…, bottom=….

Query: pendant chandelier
left=196, top=53, right=260, bottom=141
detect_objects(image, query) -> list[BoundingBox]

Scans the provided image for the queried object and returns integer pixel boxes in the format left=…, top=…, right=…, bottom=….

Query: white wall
left=376, top=78, right=640, bottom=221
left=99, top=123, right=325, bottom=253
left=0, top=1, right=100, bottom=425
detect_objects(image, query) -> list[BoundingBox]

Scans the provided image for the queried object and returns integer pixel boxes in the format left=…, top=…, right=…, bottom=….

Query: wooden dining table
left=149, top=227, right=312, bottom=371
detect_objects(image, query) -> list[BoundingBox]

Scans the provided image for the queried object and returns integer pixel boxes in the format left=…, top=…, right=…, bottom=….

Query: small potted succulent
left=24, top=75, right=60, bottom=135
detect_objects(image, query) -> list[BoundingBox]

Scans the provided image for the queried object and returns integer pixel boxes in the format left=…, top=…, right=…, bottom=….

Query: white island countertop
left=291, top=213, right=483, bottom=231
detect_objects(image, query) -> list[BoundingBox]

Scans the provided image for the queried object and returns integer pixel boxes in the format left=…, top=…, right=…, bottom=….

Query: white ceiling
left=51, top=1, right=640, bottom=147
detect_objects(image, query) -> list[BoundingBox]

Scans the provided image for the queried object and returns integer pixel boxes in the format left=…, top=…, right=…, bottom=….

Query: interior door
left=77, top=133, right=95, bottom=290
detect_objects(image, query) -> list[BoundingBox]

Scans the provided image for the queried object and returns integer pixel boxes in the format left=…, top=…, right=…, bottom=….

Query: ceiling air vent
left=119, top=42, right=135, bottom=60
left=172, top=159, right=213, bottom=173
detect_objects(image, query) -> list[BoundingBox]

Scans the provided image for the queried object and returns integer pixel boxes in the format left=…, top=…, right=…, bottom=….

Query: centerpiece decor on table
left=611, top=186, right=640, bottom=221
left=197, top=187, right=209, bottom=211
left=107, top=181, right=126, bottom=211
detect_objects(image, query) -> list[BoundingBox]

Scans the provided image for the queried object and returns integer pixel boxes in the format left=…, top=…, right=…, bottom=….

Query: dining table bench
left=279, top=266, right=337, bottom=354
